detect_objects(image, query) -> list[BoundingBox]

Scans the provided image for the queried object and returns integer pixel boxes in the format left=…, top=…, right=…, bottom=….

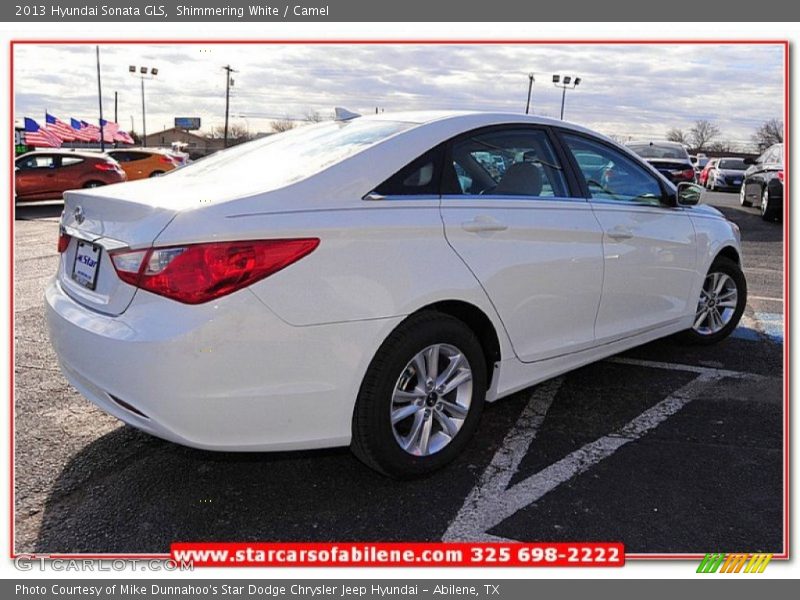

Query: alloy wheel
left=390, top=343, right=473, bottom=456
left=692, top=271, right=739, bottom=336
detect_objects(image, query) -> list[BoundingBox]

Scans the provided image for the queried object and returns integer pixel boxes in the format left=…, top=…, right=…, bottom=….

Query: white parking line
left=443, top=359, right=763, bottom=542
left=749, top=296, right=783, bottom=303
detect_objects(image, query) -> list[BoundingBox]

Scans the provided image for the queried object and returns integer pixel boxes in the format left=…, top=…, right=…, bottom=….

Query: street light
left=525, top=73, right=535, bottom=114
left=553, top=74, right=582, bottom=120
left=129, top=65, right=158, bottom=147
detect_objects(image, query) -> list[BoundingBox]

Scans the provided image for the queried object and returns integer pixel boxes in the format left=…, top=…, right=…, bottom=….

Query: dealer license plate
left=72, top=241, right=102, bottom=290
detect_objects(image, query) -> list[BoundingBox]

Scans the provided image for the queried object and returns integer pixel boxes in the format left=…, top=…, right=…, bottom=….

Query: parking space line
left=443, top=360, right=757, bottom=542
left=749, top=296, right=783, bottom=303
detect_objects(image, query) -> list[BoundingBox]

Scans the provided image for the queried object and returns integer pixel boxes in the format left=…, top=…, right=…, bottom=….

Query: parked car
left=741, top=143, right=784, bottom=222
left=626, top=141, right=696, bottom=184
left=106, top=148, right=180, bottom=181
left=707, top=157, right=748, bottom=192
left=699, top=158, right=718, bottom=187
left=15, top=150, right=126, bottom=203
left=690, top=154, right=710, bottom=173
left=46, top=111, right=746, bottom=477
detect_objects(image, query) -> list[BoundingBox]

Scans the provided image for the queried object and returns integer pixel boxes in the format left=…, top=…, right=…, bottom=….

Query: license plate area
left=71, top=240, right=102, bottom=290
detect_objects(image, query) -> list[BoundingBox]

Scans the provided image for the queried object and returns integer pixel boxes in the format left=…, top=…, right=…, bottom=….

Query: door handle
left=461, top=215, right=508, bottom=233
left=607, top=226, right=633, bottom=241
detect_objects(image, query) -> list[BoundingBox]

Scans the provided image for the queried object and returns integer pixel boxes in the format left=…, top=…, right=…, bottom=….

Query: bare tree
left=211, top=124, right=251, bottom=141
left=304, top=110, right=326, bottom=123
left=270, top=118, right=297, bottom=133
left=751, top=118, right=783, bottom=152
left=689, top=120, right=721, bottom=152
left=707, top=141, right=734, bottom=153
left=666, top=127, right=690, bottom=145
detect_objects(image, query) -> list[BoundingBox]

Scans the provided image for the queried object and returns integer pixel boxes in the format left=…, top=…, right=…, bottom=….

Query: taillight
left=160, top=155, right=176, bottom=165
left=682, top=168, right=695, bottom=180
left=57, top=228, right=71, bottom=253
left=110, top=239, right=319, bottom=304
left=777, top=171, right=784, bottom=183
left=94, top=162, right=118, bottom=172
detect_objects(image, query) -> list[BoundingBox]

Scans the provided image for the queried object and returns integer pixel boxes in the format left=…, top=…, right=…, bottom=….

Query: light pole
left=129, top=65, right=158, bottom=147
left=552, top=74, right=581, bottom=120
left=223, top=65, right=238, bottom=148
left=525, top=73, right=535, bottom=114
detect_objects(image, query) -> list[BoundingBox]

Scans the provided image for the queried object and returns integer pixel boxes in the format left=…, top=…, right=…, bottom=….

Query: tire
left=351, top=311, right=487, bottom=478
left=83, top=181, right=105, bottom=188
left=680, top=256, right=747, bottom=345
left=760, top=186, right=780, bottom=221
left=739, top=184, right=752, bottom=207
left=149, top=170, right=165, bottom=178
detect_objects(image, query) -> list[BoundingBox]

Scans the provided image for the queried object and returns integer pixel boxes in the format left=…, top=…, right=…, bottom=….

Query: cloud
left=13, top=43, right=783, bottom=148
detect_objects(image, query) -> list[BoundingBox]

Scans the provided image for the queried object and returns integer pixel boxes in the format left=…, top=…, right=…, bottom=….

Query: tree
left=270, top=118, right=297, bottom=133
left=751, top=118, right=783, bottom=152
left=689, top=120, right=721, bottom=152
left=304, top=110, right=326, bottom=123
left=707, top=141, right=734, bottom=153
left=666, top=128, right=690, bottom=145
left=211, top=124, right=251, bottom=141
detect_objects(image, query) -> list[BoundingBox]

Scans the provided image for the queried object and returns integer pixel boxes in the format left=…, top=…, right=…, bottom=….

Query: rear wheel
left=680, top=257, right=746, bottom=345
left=351, top=311, right=487, bottom=478
left=83, top=181, right=105, bottom=188
left=149, top=170, right=165, bottom=178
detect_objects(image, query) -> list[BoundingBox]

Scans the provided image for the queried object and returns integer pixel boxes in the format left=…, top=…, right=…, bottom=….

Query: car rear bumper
left=45, top=278, right=402, bottom=451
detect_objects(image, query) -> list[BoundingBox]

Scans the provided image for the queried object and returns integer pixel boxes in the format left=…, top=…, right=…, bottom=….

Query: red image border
left=9, top=38, right=790, bottom=564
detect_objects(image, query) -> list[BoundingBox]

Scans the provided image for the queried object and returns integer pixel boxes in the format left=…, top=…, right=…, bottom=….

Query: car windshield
left=718, top=159, right=746, bottom=170
left=627, top=144, right=687, bottom=160
left=167, top=119, right=414, bottom=189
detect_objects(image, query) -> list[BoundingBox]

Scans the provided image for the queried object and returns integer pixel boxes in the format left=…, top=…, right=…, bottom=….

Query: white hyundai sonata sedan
left=46, top=111, right=746, bottom=477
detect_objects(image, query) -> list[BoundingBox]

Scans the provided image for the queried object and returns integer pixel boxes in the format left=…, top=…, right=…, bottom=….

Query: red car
left=698, top=158, right=718, bottom=187
left=15, top=150, right=126, bottom=203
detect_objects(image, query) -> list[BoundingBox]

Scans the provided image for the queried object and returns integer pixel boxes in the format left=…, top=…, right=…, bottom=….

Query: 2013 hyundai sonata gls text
left=46, top=111, right=747, bottom=477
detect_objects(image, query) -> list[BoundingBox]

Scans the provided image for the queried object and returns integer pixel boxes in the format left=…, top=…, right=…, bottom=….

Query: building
left=143, top=127, right=226, bottom=158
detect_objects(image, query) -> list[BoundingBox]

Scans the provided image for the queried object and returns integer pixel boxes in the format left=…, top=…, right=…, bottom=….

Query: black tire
left=679, top=256, right=747, bottom=345
left=351, top=311, right=487, bottom=478
left=149, top=170, right=165, bottom=178
left=83, top=181, right=105, bottom=188
left=761, top=186, right=781, bottom=222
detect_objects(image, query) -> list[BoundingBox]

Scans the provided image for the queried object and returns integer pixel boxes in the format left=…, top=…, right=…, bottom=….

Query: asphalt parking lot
left=13, top=191, right=784, bottom=555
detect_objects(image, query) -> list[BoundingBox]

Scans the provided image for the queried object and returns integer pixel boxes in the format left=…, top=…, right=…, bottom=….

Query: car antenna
left=334, top=107, right=362, bottom=121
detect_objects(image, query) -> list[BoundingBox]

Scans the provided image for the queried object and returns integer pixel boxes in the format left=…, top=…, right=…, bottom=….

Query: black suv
left=741, top=142, right=784, bottom=222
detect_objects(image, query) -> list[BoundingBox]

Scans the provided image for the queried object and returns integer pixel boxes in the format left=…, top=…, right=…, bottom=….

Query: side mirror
left=743, top=157, right=757, bottom=165
left=676, top=182, right=703, bottom=206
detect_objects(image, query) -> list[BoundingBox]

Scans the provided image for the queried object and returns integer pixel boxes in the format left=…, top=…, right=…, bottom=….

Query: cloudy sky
left=14, top=43, right=784, bottom=149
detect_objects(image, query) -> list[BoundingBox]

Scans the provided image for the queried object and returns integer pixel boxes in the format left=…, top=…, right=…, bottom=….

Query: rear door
left=560, top=132, right=697, bottom=342
left=439, top=126, right=604, bottom=363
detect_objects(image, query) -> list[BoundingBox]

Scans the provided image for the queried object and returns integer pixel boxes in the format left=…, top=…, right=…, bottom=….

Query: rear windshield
left=627, top=144, right=688, bottom=160
left=718, top=159, right=746, bottom=170
left=168, top=119, right=414, bottom=188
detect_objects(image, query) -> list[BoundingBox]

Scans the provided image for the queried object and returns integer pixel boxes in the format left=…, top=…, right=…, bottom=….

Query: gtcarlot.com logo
left=13, top=554, right=193, bottom=572
left=697, top=553, right=772, bottom=574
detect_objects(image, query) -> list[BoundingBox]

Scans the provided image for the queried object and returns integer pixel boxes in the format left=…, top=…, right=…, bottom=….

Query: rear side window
left=446, top=128, right=568, bottom=198
left=17, top=155, right=55, bottom=169
left=563, top=134, right=664, bottom=206
left=373, top=145, right=445, bottom=196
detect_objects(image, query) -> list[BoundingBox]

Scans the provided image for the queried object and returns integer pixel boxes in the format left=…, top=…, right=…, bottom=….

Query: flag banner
left=69, top=117, right=96, bottom=142
left=23, top=117, right=62, bottom=148
left=45, top=113, right=76, bottom=141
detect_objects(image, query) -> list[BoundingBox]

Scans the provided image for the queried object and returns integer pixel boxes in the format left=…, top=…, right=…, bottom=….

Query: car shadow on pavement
left=32, top=393, right=529, bottom=554
left=15, top=202, right=64, bottom=220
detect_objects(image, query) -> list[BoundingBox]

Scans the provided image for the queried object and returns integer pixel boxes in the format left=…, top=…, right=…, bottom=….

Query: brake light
left=110, top=239, right=319, bottom=304
left=682, top=168, right=695, bottom=180
left=94, top=161, right=119, bottom=172
left=159, top=155, right=176, bottom=165
left=57, top=229, right=71, bottom=253
left=777, top=171, right=784, bottom=183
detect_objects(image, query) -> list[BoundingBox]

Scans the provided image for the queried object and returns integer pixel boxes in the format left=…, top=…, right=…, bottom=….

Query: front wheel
left=739, top=184, right=751, bottom=207
left=83, top=181, right=105, bottom=188
left=680, top=257, right=747, bottom=345
left=761, top=186, right=780, bottom=221
left=351, top=311, right=487, bottom=478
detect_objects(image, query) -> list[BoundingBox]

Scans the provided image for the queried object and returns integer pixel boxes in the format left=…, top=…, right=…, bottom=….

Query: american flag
left=23, top=117, right=62, bottom=148
left=115, top=130, right=135, bottom=145
left=80, top=120, right=102, bottom=142
left=45, top=113, right=76, bottom=141
left=99, top=119, right=119, bottom=143
left=70, top=118, right=96, bottom=142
